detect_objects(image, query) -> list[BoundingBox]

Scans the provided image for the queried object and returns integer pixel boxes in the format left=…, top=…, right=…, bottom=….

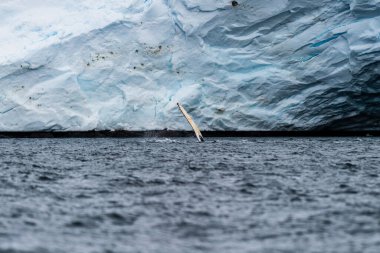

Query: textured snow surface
left=0, top=0, right=380, bottom=131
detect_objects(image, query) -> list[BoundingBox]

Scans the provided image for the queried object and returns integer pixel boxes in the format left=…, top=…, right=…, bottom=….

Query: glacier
left=0, top=0, right=379, bottom=131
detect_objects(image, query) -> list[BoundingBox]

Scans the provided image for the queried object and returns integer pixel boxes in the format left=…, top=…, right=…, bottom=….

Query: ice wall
left=0, top=0, right=379, bottom=131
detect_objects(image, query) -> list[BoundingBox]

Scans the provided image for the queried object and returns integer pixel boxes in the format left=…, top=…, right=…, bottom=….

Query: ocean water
left=0, top=137, right=379, bottom=253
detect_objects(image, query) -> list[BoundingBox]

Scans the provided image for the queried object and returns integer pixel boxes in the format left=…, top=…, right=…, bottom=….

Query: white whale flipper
left=177, top=103, right=205, bottom=142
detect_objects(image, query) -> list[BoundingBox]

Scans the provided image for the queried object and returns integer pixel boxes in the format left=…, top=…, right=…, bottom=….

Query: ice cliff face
left=0, top=0, right=379, bottom=131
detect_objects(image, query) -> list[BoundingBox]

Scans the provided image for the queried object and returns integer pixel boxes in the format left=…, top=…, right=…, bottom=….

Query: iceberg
left=0, top=0, right=379, bottom=131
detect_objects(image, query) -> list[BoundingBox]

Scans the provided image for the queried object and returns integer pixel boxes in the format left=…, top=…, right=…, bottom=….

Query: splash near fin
left=177, top=103, right=205, bottom=142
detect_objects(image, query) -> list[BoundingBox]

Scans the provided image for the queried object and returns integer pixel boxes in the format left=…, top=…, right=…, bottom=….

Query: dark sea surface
left=0, top=137, right=379, bottom=253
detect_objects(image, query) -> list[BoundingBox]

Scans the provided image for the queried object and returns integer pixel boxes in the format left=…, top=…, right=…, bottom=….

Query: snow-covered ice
left=0, top=0, right=379, bottom=131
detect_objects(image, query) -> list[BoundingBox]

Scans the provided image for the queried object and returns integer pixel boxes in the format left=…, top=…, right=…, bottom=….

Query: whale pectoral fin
left=177, top=102, right=205, bottom=143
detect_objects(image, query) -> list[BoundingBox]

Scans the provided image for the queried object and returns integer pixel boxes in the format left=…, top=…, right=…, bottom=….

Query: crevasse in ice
left=0, top=0, right=379, bottom=131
